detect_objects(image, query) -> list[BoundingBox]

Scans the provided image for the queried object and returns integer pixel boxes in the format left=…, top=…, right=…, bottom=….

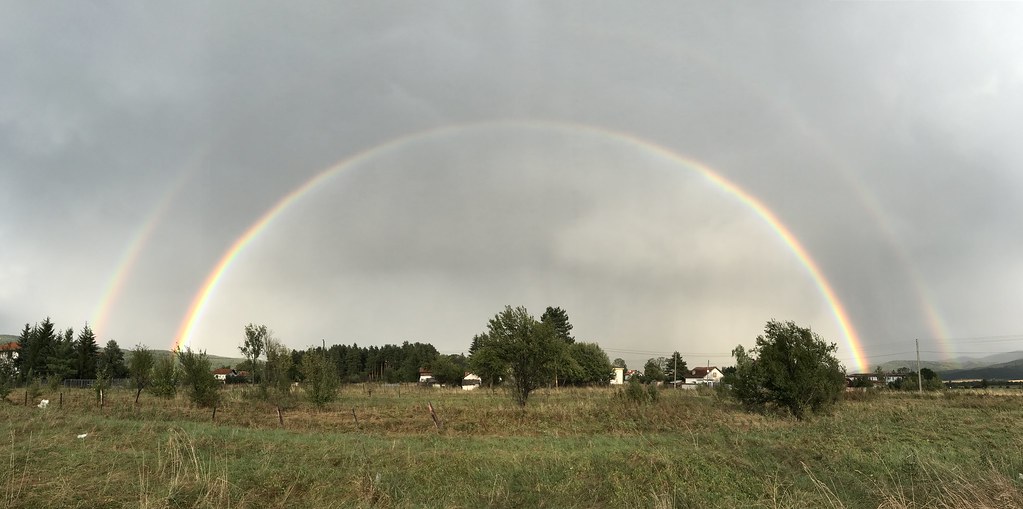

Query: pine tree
left=76, top=324, right=99, bottom=379
left=99, top=340, right=128, bottom=378
left=46, top=327, right=76, bottom=387
left=15, top=323, right=33, bottom=381
left=540, top=306, right=575, bottom=344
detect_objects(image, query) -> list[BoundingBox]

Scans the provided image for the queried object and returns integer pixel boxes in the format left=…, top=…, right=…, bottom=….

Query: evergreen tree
left=33, top=316, right=56, bottom=376
left=540, top=306, right=575, bottom=344
left=76, top=324, right=99, bottom=379
left=15, top=323, right=33, bottom=380
left=662, top=351, right=688, bottom=383
left=99, top=340, right=128, bottom=378
left=46, top=327, right=76, bottom=387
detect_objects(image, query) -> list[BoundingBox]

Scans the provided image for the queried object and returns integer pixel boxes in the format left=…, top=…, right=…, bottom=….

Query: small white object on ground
left=37, top=399, right=49, bottom=409
left=77, top=433, right=88, bottom=439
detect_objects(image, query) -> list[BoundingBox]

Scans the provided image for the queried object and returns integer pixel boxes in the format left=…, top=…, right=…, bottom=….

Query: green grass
left=3, top=386, right=1023, bottom=508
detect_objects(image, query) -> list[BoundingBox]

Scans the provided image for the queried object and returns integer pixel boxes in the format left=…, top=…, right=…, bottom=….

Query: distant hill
left=0, top=334, right=18, bottom=344
left=972, top=351, right=1023, bottom=365
left=139, top=349, right=245, bottom=368
left=939, top=359, right=1023, bottom=381
left=876, top=360, right=968, bottom=373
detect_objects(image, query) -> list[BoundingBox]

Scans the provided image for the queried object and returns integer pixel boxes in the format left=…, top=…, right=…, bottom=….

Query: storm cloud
left=3, top=2, right=1022, bottom=370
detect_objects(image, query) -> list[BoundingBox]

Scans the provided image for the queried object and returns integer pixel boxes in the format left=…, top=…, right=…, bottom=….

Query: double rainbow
left=169, top=120, right=867, bottom=371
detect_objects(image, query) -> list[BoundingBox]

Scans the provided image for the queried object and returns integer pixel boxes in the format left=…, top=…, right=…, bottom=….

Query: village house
left=846, top=372, right=908, bottom=387
left=684, top=366, right=724, bottom=385
left=417, top=367, right=433, bottom=384
left=0, top=341, right=19, bottom=365
left=461, top=372, right=482, bottom=391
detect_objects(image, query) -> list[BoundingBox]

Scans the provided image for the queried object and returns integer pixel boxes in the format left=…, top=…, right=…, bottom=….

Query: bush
left=646, top=383, right=660, bottom=403
left=731, top=320, right=846, bottom=420
left=624, top=378, right=648, bottom=404
left=150, top=355, right=179, bottom=398
left=177, top=348, right=220, bottom=408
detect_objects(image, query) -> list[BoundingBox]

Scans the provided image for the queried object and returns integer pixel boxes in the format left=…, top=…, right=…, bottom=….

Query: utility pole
left=916, top=338, right=922, bottom=394
left=674, top=354, right=677, bottom=384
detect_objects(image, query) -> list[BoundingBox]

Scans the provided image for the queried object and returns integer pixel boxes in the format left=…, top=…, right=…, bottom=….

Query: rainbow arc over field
left=170, top=120, right=868, bottom=372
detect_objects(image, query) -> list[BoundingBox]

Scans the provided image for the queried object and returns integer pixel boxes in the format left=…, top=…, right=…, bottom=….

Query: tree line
left=9, top=317, right=129, bottom=383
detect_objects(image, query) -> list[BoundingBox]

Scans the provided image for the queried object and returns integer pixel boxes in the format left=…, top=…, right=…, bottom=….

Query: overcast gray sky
left=3, top=2, right=1021, bottom=371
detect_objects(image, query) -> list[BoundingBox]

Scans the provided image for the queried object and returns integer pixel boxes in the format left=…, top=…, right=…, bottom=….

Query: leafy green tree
left=540, top=306, right=575, bottom=344
left=301, top=348, right=339, bottom=408
left=150, top=354, right=179, bottom=398
left=564, top=342, right=613, bottom=386
left=431, top=354, right=467, bottom=386
left=642, top=358, right=666, bottom=383
left=0, top=359, right=16, bottom=400
left=264, top=338, right=295, bottom=422
left=177, top=348, right=220, bottom=408
left=76, top=323, right=99, bottom=379
left=240, top=323, right=268, bottom=383
left=128, top=344, right=155, bottom=404
left=99, top=340, right=128, bottom=378
left=662, top=351, right=688, bottom=383
left=477, top=305, right=561, bottom=406
left=891, top=368, right=944, bottom=391
left=468, top=334, right=507, bottom=388
left=612, top=358, right=627, bottom=370
left=94, top=366, right=111, bottom=405
left=730, top=320, right=846, bottom=420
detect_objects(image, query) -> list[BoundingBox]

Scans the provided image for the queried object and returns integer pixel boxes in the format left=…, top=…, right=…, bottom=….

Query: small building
left=610, top=367, right=625, bottom=385
left=688, top=366, right=724, bottom=384
left=212, top=368, right=236, bottom=383
left=462, top=372, right=482, bottom=391
left=0, top=341, right=19, bottom=364
left=418, top=368, right=436, bottom=385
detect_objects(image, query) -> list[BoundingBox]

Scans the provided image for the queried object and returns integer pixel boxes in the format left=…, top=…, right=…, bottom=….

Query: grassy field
left=2, top=385, right=1022, bottom=508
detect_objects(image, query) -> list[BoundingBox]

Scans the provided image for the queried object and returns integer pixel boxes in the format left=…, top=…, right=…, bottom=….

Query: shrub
left=177, top=348, right=220, bottom=408
left=625, top=378, right=648, bottom=404
left=731, top=320, right=846, bottom=419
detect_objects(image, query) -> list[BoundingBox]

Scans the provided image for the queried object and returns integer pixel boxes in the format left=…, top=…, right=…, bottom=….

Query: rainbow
left=171, top=120, right=868, bottom=371
left=91, top=167, right=197, bottom=340
left=573, top=25, right=952, bottom=357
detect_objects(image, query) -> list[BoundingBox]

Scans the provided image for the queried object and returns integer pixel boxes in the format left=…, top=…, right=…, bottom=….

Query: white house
left=418, top=368, right=435, bottom=384
left=610, top=367, right=625, bottom=385
left=462, top=372, right=482, bottom=391
left=212, top=368, right=236, bottom=382
left=1, top=341, right=19, bottom=369
left=686, top=366, right=724, bottom=385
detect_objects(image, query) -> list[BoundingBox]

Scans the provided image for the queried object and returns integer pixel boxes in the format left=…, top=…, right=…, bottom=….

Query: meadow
left=2, top=385, right=1022, bottom=508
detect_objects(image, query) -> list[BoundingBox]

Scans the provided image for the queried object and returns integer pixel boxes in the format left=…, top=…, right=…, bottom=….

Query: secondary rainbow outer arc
left=579, top=25, right=951, bottom=356
left=91, top=167, right=196, bottom=340
left=171, top=120, right=867, bottom=372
